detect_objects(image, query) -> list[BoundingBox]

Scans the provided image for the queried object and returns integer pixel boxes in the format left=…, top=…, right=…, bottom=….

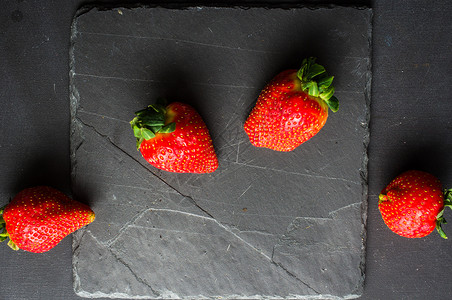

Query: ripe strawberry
left=0, top=186, right=95, bottom=253
left=244, top=57, right=339, bottom=151
left=130, top=99, right=218, bottom=173
left=378, top=170, right=452, bottom=238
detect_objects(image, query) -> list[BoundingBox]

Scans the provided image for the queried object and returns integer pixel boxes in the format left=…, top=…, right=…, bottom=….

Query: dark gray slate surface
left=4, top=1, right=452, bottom=300
left=70, top=6, right=371, bottom=299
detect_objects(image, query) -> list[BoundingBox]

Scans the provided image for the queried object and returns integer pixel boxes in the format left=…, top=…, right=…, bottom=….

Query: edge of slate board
left=74, top=1, right=372, bottom=14
left=69, top=4, right=372, bottom=299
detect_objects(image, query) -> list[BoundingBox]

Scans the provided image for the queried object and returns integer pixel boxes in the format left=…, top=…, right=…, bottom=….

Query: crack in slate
left=266, top=201, right=365, bottom=295
left=328, top=202, right=362, bottom=217
left=266, top=243, right=321, bottom=295
left=74, top=72, right=258, bottom=90
left=78, top=109, right=130, bottom=124
left=104, top=208, right=150, bottom=247
left=72, top=227, right=89, bottom=255
left=233, top=161, right=362, bottom=185
left=272, top=260, right=322, bottom=295
left=78, top=30, right=282, bottom=54
left=75, top=229, right=161, bottom=297
left=108, top=248, right=161, bottom=297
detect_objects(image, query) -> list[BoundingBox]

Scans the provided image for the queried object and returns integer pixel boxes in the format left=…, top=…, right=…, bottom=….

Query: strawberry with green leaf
left=379, top=170, right=452, bottom=238
left=244, top=57, right=339, bottom=152
left=0, top=186, right=95, bottom=253
left=130, top=99, right=218, bottom=173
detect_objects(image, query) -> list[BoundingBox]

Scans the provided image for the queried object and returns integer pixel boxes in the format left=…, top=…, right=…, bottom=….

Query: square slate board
left=70, top=5, right=372, bottom=299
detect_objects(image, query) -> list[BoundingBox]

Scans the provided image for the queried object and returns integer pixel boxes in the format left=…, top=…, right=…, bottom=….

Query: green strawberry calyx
left=0, top=204, right=19, bottom=251
left=297, top=57, right=339, bottom=113
left=435, top=188, right=452, bottom=239
left=130, top=98, right=176, bottom=150
left=378, top=193, right=388, bottom=203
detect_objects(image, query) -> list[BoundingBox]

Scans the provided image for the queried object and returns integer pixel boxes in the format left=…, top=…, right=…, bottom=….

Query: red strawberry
left=244, top=57, right=339, bottom=152
left=130, top=99, right=218, bottom=173
left=0, top=186, right=95, bottom=253
left=378, top=170, right=452, bottom=238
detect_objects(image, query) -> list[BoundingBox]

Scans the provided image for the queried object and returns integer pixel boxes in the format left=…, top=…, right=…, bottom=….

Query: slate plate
left=70, top=5, right=372, bottom=299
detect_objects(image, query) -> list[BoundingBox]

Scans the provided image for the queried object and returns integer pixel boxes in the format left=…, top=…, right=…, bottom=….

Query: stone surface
left=70, top=5, right=371, bottom=299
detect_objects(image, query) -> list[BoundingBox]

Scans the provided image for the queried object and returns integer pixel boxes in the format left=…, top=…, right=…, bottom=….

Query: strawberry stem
left=130, top=98, right=176, bottom=150
left=297, top=57, right=339, bottom=113
left=435, top=189, right=452, bottom=239
left=378, top=193, right=389, bottom=203
left=0, top=205, right=7, bottom=242
left=0, top=205, right=19, bottom=250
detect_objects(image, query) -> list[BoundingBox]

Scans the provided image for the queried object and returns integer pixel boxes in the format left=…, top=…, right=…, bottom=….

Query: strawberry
left=130, top=99, right=218, bottom=173
left=0, top=186, right=95, bottom=253
left=378, top=170, right=452, bottom=238
left=244, top=57, right=339, bottom=152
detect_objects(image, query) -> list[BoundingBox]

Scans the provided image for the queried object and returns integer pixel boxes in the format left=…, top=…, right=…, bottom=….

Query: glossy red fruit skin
left=244, top=70, right=329, bottom=152
left=378, top=170, right=444, bottom=238
left=2, top=186, right=95, bottom=253
left=139, top=102, right=218, bottom=173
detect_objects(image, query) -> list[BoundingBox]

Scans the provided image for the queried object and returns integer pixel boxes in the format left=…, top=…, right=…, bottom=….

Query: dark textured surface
left=70, top=6, right=370, bottom=299
left=1, top=1, right=451, bottom=300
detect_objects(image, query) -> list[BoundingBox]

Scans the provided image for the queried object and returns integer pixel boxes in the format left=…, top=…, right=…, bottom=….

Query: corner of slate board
left=70, top=4, right=372, bottom=299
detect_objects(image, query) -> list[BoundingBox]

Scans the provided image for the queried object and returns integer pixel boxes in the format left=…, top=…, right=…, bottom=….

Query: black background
left=1, top=1, right=451, bottom=299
